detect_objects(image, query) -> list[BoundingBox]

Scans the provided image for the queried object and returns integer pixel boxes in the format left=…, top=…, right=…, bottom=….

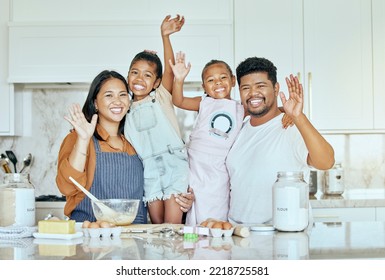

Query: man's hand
left=279, top=74, right=304, bottom=119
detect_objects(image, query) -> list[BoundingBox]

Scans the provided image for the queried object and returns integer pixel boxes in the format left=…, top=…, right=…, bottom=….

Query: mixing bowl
left=91, top=199, right=139, bottom=226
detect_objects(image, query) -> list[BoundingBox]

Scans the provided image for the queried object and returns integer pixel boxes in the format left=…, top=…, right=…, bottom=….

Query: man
left=226, top=57, right=335, bottom=224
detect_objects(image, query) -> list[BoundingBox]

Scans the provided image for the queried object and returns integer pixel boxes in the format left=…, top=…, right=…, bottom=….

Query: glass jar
left=0, top=173, right=36, bottom=227
left=273, top=171, right=309, bottom=232
left=322, top=163, right=344, bottom=195
left=273, top=231, right=309, bottom=260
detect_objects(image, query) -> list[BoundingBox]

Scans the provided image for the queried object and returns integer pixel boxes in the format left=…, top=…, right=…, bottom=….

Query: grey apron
left=71, top=136, right=147, bottom=224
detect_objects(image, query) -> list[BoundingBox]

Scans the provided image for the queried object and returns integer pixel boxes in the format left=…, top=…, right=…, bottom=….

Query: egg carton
left=183, top=225, right=234, bottom=238
left=209, top=227, right=234, bottom=238
left=82, top=227, right=122, bottom=238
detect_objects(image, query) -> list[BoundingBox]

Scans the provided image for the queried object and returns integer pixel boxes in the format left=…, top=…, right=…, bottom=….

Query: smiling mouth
left=110, top=107, right=124, bottom=114
left=215, top=87, right=225, bottom=93
left=133, top=84, right=145, bottom=91
left=249, top=98, right=264, bottom=107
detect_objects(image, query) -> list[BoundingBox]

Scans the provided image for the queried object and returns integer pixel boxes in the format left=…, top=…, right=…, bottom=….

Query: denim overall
left=125, top=95, right=189, bottom=202
left=70, top=136, right=147, bottom=224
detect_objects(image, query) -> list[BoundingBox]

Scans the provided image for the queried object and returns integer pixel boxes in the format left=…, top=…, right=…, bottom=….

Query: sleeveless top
left=70, top=136, right=147, bottom=224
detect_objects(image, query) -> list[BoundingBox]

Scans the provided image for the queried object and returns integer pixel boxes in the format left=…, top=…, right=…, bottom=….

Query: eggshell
left=212, top=221, right=223, bottom=229
left=99, top=221, right=112, bottom=228
left=222, top=222, right=233, bottom=230
left=89, top=222, right=100, bottom=228
left=82, top=220, right=91, bottom=228
left=200, top=221, right=208, bottom=227
left=206, top=221, right=216, bottom=228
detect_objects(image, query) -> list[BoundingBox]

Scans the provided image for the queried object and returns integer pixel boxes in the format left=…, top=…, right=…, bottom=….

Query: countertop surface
left=2, top=221, right=385, bottom=260
left=310, top=189, right=385, bottom=208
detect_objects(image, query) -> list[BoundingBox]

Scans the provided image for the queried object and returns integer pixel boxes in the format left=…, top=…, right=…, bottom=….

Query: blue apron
left=70, top=136, right=147, bottom=224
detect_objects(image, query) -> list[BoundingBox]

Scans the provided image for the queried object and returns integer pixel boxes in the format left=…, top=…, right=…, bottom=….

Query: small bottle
left=273, top=171, right=309, bottom=232
left=0, top=173, right=36, bottom=227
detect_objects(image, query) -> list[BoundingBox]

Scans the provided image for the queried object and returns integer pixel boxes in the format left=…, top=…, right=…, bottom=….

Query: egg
left=89, top=222, right=100, bottom=228
left=99, top=221, right=111, bottom=228
left=200, top=221, right=208, bottom=227
left=206, top=221, right=216, bottom=228
left=82, top=220, right=91, bottom=228
left=212, top=221, right=223, bottom=229
left=223, top=222, right=233, bottom=230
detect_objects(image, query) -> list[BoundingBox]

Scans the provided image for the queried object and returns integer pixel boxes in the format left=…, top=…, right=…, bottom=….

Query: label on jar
left=273, top=187, right=308, bottom=231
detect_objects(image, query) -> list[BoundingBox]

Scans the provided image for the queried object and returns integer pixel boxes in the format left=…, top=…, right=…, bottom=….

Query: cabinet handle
left=308, top=72, right=312, bottom=120
left=297, top=72, right=301, bottom=83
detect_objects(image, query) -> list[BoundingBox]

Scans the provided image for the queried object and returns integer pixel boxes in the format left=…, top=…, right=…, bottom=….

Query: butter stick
left=38, top=220, right=76, bottom=234
left=233, top=226, right=250, bottom=238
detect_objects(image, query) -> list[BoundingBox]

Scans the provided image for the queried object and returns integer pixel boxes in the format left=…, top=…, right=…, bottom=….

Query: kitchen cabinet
left=375, top=207, right=385, bottom=221
left=0, top=0, right=11, bottom=135
left=8, top=0, right=233, bottom=83
left=372, top=0, right=385, bottom=129
left=313, top=207, right=385, bottom=222
left=235, top=0, right=381, bottom=132
left=312, top=207, right=376, bottom=222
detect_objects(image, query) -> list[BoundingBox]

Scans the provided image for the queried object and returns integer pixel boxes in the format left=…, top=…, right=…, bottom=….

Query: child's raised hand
left=161, top=14, right=185, bottom=37
left=279, top=74, right=304, bottom=119
left=169, top=51, right=191, bottom=81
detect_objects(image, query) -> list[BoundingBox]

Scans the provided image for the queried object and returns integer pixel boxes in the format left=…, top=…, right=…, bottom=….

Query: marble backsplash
left=1, top=88, right=385, bottom=196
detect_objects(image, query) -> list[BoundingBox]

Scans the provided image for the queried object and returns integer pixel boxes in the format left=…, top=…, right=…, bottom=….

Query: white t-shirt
left=226, top=113, right=309, bottom=224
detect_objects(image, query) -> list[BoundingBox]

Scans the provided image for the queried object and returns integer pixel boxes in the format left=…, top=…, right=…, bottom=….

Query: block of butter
left=39, top=244, right=76, bottom=257
left=38, top=220, right=76, bottom=234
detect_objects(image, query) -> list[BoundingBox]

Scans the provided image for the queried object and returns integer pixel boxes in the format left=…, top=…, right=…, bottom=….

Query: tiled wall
left=0, top=88, right=384, bottom=196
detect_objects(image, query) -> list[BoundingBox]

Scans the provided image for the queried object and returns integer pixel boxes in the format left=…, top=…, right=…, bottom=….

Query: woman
left=56, top=70, right=193, bottom=223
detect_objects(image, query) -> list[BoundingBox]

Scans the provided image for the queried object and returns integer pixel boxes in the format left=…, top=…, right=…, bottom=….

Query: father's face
left=239, top=72, right=279, bottom=117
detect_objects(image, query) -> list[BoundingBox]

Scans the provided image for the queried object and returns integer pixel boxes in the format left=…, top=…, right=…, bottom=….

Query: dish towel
left=0, top=226, right=37, bottom=239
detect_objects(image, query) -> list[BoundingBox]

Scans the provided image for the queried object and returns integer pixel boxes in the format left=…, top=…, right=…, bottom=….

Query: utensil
left=5, top=150, right=18, bottom=173
left=20, top=153, right=33, bottom=173
left=69, top=176, right=118, bottom=219
left=0, top=158, right=12, bottom=173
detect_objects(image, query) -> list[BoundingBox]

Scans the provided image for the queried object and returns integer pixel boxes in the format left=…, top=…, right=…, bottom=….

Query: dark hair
left=201, top=59, right=234, bottom=82
left=236, top=57, right=277, bottom=86
left=82, top=70, right=129, bottom=141
left=129, top=51, right=163, bottom=80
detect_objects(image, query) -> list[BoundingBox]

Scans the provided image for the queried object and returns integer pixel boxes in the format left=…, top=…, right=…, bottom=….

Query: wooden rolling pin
left=233, top=225, right=250, bottom=238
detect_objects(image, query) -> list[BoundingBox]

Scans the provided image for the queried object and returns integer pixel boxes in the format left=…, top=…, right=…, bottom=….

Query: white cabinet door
left=0, top=0, right=12, bottom=135
left=234, top=0, right=303, bottom=101
left=303, top=0, right=373, bottom=130
left=375, top=207, right=385, bottom=221
left=372, top=0, right=385, bottom=129
left=235, top=0, right=375, bottom=131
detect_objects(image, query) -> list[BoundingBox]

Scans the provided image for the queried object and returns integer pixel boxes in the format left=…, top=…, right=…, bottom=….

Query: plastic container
left=273, top=171, right=309, bottom=232
left=0, top=173, right=36, bottom=227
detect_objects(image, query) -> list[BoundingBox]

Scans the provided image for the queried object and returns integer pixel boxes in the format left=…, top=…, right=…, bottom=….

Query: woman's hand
left=64, top=103, right=97, bottom=141
left=175, top=187, right=194, bottom=212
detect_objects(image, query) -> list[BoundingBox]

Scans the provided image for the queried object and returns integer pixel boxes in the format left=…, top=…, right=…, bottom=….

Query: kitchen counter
left=310, top=189, right=385, bottom=208
left=1, top=221, right=385, bottom=260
